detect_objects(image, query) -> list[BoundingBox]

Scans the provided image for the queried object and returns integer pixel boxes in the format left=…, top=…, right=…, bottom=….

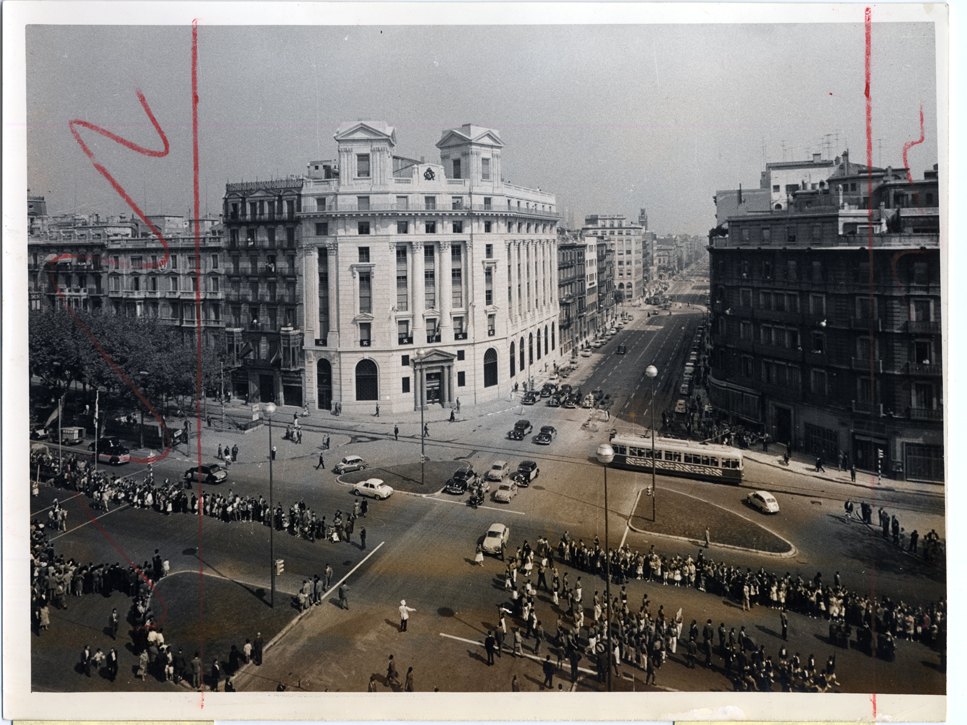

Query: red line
left=902, top=104, right=925, bottom=184
left=191, top=18, right=205, bottom=708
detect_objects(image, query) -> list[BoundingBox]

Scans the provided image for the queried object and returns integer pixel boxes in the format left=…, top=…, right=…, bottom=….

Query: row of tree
left=29, top=307, right=227, bottom=419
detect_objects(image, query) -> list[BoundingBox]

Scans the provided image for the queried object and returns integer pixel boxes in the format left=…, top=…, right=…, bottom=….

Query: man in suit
left=484, top=631, right=497, bottom=665
left=253, top=633, right=264, bottom=666
left=780, top=609, right=789, bottom=640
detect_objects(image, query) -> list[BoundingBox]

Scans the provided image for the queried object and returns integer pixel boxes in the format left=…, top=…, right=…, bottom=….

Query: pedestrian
left=211, top=658, right=222, bottom=691
left=474, top=543, right=485, bottom=566
left=815, top=456, right=825, bottom=473
left=399, top=600, right=416, bottom=631
left=338, top=584, right=350, bottom=610
left=780, top=609, right=788, bottom=640
left=404, top=666, right=415, bottom=692
left=513, top=628, right=524, bottom=657
left=216, top=444, right=223, bottom=460
left=137, top=649, right=149, bottom=681
left=485, top=631, right=497, bottom=665
left=316, top=452, right=325, bottom=470
left=243, top=638, right=253, bottom=663
left=109, top=607, right=119, bottom=639
left=394, top=425, right=399, bottom=441
left=542, top=655, right=556, bottom=689
left=456, top=398, right=461, bottom=414
left=271, top=446, right=277, bottom=461
left=368, top=674, right=379, bottom=692
left=909, top=529, right=919, bottom=553
left=375, top=404, right=380, bottom=417
left=704, top=527, right=711, bottom=548
left=511, top=674, right=521, bottom=692
left=325, top=563, right=334, bottom=589
left=850, top=464, right=856, bottom=482
left=386, top=655, right=400, bottom=688
left=449, top=409, right=456, bottom=423
left=253, top=633, right=264, bottom=666
left=423, top=423, right=429, bottom=438
left=191, top=651, right=202, bottom=688
left=494, top=625, right=505, bottom=657
left=360, top=526, right=367, bottom=550
left=107, top=647, right=119, bottom=682
left=232, top=444, right=239, bottom=462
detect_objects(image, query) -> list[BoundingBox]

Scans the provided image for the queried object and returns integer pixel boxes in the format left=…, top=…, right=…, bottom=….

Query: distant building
left=707, top=159, right=943, bottom=482
left=760, top=152, right=837, bottom=211
left=582, top=214, right=645, bottom=303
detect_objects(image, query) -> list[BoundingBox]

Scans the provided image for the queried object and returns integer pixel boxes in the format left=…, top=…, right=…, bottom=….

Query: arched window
left=536, top=330, right=542, bottom=360
left=510, top=341, right=516, bottom=377
left=519, top=337, right=525, bottom=372
left=317, top=358, right=332, bottom=410
left=544, top=325, right=549, bottom=356
left=355, top=359, right=379, bottom=401
left=551, top=323, right=556, bottom=350
left=528, top=333, right=534, bottom=365
left=483, top=348, right=498, bottom=388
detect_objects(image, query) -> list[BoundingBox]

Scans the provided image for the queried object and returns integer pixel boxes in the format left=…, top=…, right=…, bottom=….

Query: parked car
left=561, top=395, right=577, bottom=409
left=61, top=426, right=86, bottom=446
left=184, top=463, right=228, bottom=484
left=522, top=392, right=539, bottom=405
left=592, top=341, right=605, bottom=349
left=481, top=523, right=510, bottom=555
left=540, top=383, right=557, bottom=397
left=559, top=384, right=572, bottom=396
left=334, top=455, right=367, bottom=474
left=507, top=427, right=526, bottom=441
left=485, top=460, right=510, bottom=482
left=31, top=427, right=50, bottom=441
left=493, top=480, right=518, bottom=503
left=616, top=345, right=627, bottom=354
left=747, top=490, right=780, bottom=514
left=515, top=460, right=540, bottom=485
left=352, top=478, right=394, bottom=499
left=547, top=395, right=561, bottom=408
left=534, top=426, right=557, bottom=445
left=510, top=420, right=532, bottom=437
left=580, top=349, right=592, bottom=357
left=445, top=466, right=479, bottom=494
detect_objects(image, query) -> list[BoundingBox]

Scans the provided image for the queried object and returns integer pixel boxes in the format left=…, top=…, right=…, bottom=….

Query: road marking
left=50, top=503, right=131, bottom=541
left=32, top=491, right=82, bottom=515
left=429, top=497, right=526, bottom=515
left=439, top=632, right=597, bottom=675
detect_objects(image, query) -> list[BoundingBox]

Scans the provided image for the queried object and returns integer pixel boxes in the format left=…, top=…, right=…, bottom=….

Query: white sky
left=26, top=21, right=938, bottom=236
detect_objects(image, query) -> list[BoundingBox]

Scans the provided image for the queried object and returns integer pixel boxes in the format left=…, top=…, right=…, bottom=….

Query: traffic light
left=275, top=559, right=285, bottom=575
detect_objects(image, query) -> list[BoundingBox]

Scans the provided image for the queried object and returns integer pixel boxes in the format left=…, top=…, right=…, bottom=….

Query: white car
left=493, top=481, right=518, bottom=503
left=352, top=478, right=393, bottom=500
left=747, top=490, right=779, bottom=514
left=482, top=523, right=510, bottom=554
left=334, top=455, right=367, bottom=474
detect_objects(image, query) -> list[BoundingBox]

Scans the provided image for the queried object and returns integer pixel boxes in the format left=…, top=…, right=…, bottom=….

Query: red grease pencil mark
left=902, top=104, right=925, bottom=183
left=871, top=693, right=877, bottom=717
left=191, top=18, right=206, bottom=708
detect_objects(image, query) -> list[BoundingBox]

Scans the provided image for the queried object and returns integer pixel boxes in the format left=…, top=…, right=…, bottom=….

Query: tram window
left=709, top=456, right=719, bottom=467
left=614, top=445, right=626, bottom=455
left=702, top=456, right=710, bottom=466
left=665, top=451, right=681, bottom=462
left=643, top=449, right=653, bottom=459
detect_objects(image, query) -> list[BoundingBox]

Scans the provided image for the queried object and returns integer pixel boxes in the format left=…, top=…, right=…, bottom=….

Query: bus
left=607, top=434, right=743, bottom=483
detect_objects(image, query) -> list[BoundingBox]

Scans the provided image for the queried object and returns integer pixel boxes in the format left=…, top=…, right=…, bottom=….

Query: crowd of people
left=480, top=529, right=945, bottom=691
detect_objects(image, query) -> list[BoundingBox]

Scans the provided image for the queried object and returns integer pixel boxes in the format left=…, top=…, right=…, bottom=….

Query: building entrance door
left=426, top=372, right=442, bottom=404
left=853, top=435, right=889, bottom=476
left=775, top=406, right=792, bottom=446
left=259, top=374, right=275, bottom=404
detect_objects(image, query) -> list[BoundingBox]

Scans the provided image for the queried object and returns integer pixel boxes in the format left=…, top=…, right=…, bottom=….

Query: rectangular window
left=358, top=247, right=370, bottom=263
left=424, top=245, right=436, bottom=309
left=265, top=227, right=275, bottom=246
left=487, top=314, right=496, bottom=336
left=740, top=288, right=752, bottom=308
left=762, top=260, right=773, bottom=279
left=359, top=272, right=372, bottom=314
left=402, top=376, right=411, bottom=393
left=398, top=320, right=410, bottom=344
left=810, top=369, right=827, bottom=395
left=396, top=248, right=408, bottom=311
left=359, top=322, right=371, bottom=345
left=483, top=196, right=492, bottom=210
left=424, top=196, right=436, bottom=210
left=761, top=228, right=771, bottom=243
left=809, top=294, right=825, bottom=316
left=452, top=158, right=462, bottom=179
left=396, top=196, right=408, bottom=210
left=286, top=228, right=296, bottom=246
left=457, top=348, right=465, bottom=361
left=452, top=221, right=463, bottom=234
left=811, top=332, right=825, bottom=353
left=357, top=196, right=370, bottom=211
left=741, top=228, right=750, bottom=243
left=426, top=318, right=439, bottom=342
left=315, top=222, right=329, bottom=236
left=316, top=197, right=326, bottom=211
left=458, top=370, right=466, bottom=386
left=357, top=154, right=370, bottom=178
left=481, top=158, right=491, bottom=180
left=486, top=243, right=493, bottom=259
left=358, top=221, right=371, bottom=235
left=424, top=221, right=436, bottom=234
left=740, top=321, right=752, bottom=341
left=451, top=245, right=463, bottom=307
left=485, top=267, right=493, bottom=306
left=402, top=355, right=410, bottom=366
left=452, top=196, right=463, bottom=210
left=397, top=220, right=409, bottom=234
left=912, top=299, right=932, bottom=321
left=171, top=254, right=178, bottom=269
left=484, top=221, right=492, bottom=233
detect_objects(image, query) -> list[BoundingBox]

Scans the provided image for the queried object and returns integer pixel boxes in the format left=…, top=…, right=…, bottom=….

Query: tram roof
left=609, top=435, right=741, bottom=456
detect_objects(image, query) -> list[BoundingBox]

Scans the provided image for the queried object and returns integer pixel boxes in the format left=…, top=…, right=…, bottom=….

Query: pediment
left=334, top=121, right=397, bottom=146
left=416, top=349, right=457, bottom=364
left=436, top=127, right=504, bottom=150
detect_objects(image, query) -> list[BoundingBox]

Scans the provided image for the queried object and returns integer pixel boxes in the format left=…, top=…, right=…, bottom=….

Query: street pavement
left=31, top=278, right=946, bottom=695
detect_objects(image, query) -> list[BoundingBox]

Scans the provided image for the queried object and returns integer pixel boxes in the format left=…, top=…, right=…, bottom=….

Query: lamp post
left=416, top=348, right=426, bottom=486
left=646, top=365, right=658, bottom=521
left=595, top=442, right=615, bottom=692
left=263, top=401, right=277, bottom=607
left=138, top=371, right=149, bottom=449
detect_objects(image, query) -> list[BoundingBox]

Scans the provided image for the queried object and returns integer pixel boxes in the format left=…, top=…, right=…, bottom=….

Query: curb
left=625, top=488, right=799, bottom=559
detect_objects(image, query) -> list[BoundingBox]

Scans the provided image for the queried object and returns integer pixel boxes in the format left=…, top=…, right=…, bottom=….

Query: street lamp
left=138, top=371, right=149, bottom=449
left=646, top=365, right=658, bottom=521
left=263, top=401, right=277, bottom=607
left=595, top=442, right=615, bottom=692
left=416, top=348, right=426, bottom=486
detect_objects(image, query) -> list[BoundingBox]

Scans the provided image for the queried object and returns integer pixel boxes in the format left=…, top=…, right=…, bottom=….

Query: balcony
left=454, top=332, right=468, bottom=341
left=850, top=317, right=882, bottom=331
left=488, top=329, right=496, bottom=337
left=852, top=400, right=881, bottom=415
left=398, top=335, right=413, bottom=345
left=908, top=406, right=943, bottom=422
left=756, top=309, right=803, bottom=325
left=851, top=357, right=884, bottom=373
left=107, top=289, right=124, bottom=298
left=426, top=333, right=441, bottom=343
left=907, top=361, right=942, bottom=377
left=907, top=320, right=941, bottom=335
left=314, top=338, right=328, bottom=347
left=360, top=339, right=372, bottom=347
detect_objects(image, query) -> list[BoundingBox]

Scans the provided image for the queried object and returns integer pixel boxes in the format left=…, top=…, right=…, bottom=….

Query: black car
left=445, top=467, right=478, bottom=494
left=559, top=384, right=572, bottom=396
left=522, top=392, right=539, bottom=405
left=547, top=395, right=561, bottom=407
left=534, top=425, right=557, bottom=445
left=508, top=428, right=526, bottom=441
left=515, top=460, right=540, bottom=486
left=561, top=395, right=577, bottom=409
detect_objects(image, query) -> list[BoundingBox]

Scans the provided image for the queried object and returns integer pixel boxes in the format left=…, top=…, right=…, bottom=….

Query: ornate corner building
left=708, top=156, right=943, bottom=482
left=223, top=121, right=562, bottom=414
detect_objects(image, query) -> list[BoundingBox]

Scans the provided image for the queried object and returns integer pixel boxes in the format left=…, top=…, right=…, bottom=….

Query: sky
left=26, top=19, right=939, bottom=236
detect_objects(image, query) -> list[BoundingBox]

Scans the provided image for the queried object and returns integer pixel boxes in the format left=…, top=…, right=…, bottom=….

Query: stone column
left=326, top=245, right=339, bottom=348
left=439, top=240, right=452, bottom=340
left=302, top=246, right=320, bottom=407
left=508, top=241, right=518, bottom=320
left=412, top=241, right=425, bottom=343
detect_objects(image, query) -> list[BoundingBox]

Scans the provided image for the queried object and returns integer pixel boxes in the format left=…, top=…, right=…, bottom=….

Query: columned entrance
left=411, top=349, right=457, bottom=410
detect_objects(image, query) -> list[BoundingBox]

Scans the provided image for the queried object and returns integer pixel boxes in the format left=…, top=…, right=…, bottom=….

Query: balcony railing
left=908, top=406, right=943, bottom=422
left=360, top=339, right=372, bottom=347
left=426, top=333, right=441, bottom=343
left=314, top=338, right=327, bottom=347
left=398, top=335, right=413, bottom=345
left=454, top=332, right=468, bottom=340
left=851, top=357, right=883, bottom=373
left=907, top=362, right=942, bottom=377
left=907, top=320, right=941, bottom=335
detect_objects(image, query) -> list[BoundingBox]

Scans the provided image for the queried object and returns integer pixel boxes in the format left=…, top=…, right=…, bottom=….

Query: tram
left=607, top=434, right=743, bottom=483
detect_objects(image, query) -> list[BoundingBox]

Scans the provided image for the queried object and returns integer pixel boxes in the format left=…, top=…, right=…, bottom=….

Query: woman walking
left=474, top=544, right=485, bottom=566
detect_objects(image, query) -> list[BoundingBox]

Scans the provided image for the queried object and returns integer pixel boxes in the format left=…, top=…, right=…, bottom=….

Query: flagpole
left=57, top=396, right=63, bottom=471
left=94, top=391, right=99, bottom=475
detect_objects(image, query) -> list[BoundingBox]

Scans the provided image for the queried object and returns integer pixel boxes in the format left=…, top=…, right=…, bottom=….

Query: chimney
left=813, top=153, right=822, bottom=163
left=738, top=184, right=743, bottom=205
